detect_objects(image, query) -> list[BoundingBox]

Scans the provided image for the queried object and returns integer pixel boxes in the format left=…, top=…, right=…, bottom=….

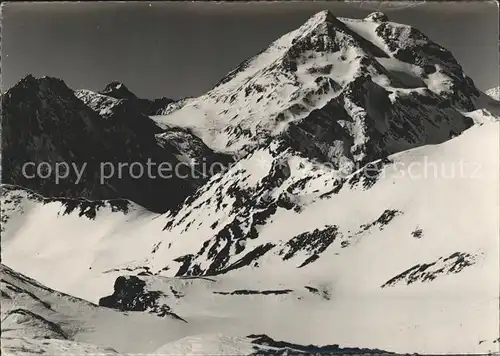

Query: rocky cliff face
left=1, top=10, right=499, bottom=355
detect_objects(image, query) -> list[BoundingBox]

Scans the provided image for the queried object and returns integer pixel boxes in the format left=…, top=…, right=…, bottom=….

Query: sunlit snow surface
left=150, top=12, right=482, bottom=160
left=486, top=86, right=500, bottom=101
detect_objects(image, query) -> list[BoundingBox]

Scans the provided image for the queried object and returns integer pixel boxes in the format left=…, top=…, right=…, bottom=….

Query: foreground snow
left=151, top=10, right=477, bottom=166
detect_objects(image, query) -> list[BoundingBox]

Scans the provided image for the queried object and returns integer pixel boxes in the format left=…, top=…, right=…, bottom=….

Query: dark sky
left=2, top=1, right=498, bottom=99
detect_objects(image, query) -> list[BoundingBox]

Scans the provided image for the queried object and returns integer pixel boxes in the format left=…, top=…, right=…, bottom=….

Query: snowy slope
left=473, top=88, right=500, bottom=117
left=3, top=121, right=499, bottom=354
left=0, top=264, right=190, bottom=355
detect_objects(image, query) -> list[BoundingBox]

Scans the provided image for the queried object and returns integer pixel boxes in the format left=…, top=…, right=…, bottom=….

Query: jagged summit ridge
left=1, top=10, right=499, bottom=356
left=96, top=80, right=175, bottom=115
left=2, top=120, right=498, bottom=354
left=295, top=9, right=342, bottom=34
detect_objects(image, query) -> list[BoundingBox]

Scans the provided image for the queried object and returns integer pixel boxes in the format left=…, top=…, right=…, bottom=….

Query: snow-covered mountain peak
left=153, top=12, right=478, bottom=170
left=90, top=81, right=175, bottom=115
left=4, top=121, right=497, bottom=354
left=5, top=74, right=75, bottom=103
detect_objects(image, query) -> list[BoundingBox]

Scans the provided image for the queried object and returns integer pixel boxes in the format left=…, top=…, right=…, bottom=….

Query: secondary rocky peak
left=100, top=81, right=137, bottom=100
left=18, top=74, right=65, bottom=86
left=155, top=9, right=483, bottom=176
left=297, top=10, right=344, bottom=37
left=2, top=76, right=194, bottom=213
